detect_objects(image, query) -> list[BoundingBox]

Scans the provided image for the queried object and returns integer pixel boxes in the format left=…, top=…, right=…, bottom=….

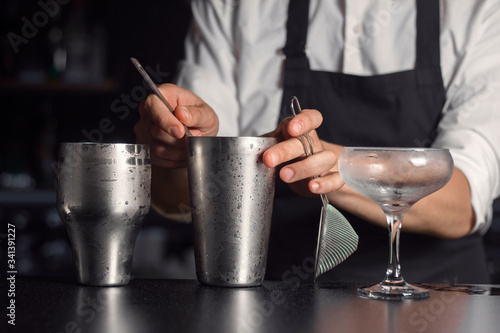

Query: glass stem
left=384, top=211, right=406, bottom=284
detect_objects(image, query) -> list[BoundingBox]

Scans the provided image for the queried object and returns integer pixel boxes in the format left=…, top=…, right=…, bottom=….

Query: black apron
left=267, top=0, right=490, bottom=284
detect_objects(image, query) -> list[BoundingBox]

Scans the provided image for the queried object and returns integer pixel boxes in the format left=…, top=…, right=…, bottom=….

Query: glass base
left=357, top=280, right=430, bottom=301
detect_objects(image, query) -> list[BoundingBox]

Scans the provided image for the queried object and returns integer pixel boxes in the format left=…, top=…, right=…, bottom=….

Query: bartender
left=134, top=0, right=500, bottom=283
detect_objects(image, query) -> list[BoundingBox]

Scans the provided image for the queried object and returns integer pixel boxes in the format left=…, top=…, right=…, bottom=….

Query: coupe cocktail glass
left=339, top=147, right=453, bottom=300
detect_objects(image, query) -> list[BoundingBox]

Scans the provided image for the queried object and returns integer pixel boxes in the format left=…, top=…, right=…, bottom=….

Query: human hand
left=262, top=109, right=344, bottom=197
left=135, top=84, right=219, bottom=168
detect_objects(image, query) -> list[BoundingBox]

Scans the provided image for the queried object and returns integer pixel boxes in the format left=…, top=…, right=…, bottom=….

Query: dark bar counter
left=5, top=277, right=500, bottom=333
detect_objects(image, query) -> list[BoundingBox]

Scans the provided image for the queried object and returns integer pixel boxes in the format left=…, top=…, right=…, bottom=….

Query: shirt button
left=353, top=24, right=362, bottom=34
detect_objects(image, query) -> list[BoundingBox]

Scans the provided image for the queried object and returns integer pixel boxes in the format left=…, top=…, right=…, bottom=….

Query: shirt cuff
left=434, top=129, right=499, bottom=234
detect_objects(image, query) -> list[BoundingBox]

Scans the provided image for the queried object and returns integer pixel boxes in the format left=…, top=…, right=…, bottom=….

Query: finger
left=159, top=83, right=219, bottom=136
left=150, top=123, right=178, bottom=144
left=263, top=135, right=325, bottom=168
left=308, top=172, right=345, bottom=195
left=174, top=104, right=219, bottom=136
left=279, top=149, right=337, bottom=183
left=158, top=83, right=202, bottom=106
left=287, top=109, right=323, bottom=137
left=135, top=108, right=188, bottom=164
left=262, top=137, right=303, bottom=168
left=262, top=110, right=323, bottom=167
left=142, top=93, right=186, bottom=139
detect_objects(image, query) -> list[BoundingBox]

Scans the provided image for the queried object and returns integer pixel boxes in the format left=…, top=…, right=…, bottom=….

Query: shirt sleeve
left=175, top=0, right=240, bottom=136
left=433, top=0, right=500, bottom=234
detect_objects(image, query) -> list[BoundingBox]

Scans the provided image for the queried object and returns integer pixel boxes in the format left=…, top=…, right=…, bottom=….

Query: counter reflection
left=70, top=286, right=147, bottom=333
left=313, top=286, right=467, bottom=333
left=193, top=285, right=278, bottom=333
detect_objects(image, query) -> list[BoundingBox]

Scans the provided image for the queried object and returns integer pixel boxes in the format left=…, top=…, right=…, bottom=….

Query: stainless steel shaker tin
left=57, top=143, right=151, bottom=286
left=187, top=136, right=277, bottom=287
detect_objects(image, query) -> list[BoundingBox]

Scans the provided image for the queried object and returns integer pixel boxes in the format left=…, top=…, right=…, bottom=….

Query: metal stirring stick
left=130, top=57, right=193, bottom=137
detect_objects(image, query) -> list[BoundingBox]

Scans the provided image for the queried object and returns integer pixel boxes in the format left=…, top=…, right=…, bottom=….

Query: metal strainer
left=290, top=97, right=359, bottom=280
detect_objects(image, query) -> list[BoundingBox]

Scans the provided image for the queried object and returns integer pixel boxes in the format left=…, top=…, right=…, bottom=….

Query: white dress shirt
left=176, top=0, right=500, bottom=233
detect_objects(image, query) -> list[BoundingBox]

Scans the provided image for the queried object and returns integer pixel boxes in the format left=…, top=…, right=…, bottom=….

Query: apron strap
left=279, top=0, right=311, bottom=120
left=416, top=0, right=441, bottom=69
left=282, top=0, right=310, bottom=58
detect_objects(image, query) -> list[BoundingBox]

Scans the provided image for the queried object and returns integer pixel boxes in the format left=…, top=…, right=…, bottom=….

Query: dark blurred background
left=0, top=0, right=499, bottom=284
left=0, top=0, right=196, bottom=280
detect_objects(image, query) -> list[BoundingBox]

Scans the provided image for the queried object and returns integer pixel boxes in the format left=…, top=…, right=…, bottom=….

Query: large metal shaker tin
left=187, top=137, right=277, bottom=287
